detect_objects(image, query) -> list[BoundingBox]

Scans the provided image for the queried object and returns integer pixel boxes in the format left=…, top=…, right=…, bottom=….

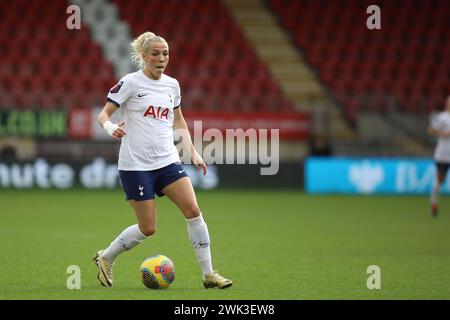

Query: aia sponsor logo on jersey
left=144, top=105, right=169, bottom=121
left=109, top=81, right=123, bottom=93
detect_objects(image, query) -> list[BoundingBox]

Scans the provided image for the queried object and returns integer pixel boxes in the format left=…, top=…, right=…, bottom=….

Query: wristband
left=103, top=121, right=119, bottom=136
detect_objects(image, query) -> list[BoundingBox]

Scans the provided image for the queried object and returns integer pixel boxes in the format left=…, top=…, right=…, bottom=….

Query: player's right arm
left=97, top=101, right=126, bottom=140
left=99, top=76, right=133, bottom=140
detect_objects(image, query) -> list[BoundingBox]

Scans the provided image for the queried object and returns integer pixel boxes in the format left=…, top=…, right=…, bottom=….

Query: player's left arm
left=173, top=107, right=207, bottom=175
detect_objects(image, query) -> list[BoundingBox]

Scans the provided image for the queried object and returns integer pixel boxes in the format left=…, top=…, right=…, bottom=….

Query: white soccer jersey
left=107, top=70, right=182, bottom=170
left=430, top=111, right=450, bottom=163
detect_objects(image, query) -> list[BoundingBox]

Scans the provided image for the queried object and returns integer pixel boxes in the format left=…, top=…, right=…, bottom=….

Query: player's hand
left=103, top=120, right=126, bottom=140
left=196, top=159, right=207, bottom=176
left=192, top=148, right=207, bottom=176
left=112, top=121, right=126, bottom=140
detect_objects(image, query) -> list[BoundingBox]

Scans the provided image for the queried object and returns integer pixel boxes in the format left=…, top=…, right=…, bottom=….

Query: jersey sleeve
left=106, top=76, right=134, bottom=108
left=173, top=81, right=181, bottom=108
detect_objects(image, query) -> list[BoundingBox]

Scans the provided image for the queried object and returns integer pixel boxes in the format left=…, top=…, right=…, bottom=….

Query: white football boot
left=92, top=250, right=114, bottom=287
left=203, top=271, right=232, bottom=289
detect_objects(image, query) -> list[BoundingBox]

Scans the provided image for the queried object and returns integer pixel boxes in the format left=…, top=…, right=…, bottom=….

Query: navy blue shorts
left=119, top=162, right=188, bottom=201
left=436, top=162, right=450, bottom=175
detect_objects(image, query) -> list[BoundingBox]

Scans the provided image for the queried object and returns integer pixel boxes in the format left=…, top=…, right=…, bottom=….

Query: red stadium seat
left=1, top=0, right=295, bottom=114
left=0, top=1, right=118, bottom=111
left=268, top=0, right=450, bottom=116
left=112, top=0, right=293, bottom=113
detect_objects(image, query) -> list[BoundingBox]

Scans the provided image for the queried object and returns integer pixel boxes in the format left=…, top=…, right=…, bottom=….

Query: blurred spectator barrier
left=305, top=157, right=444, bottom=194
left=0, top=158, right=217, bottom=190
left=0, top=110, right=66, bottom=138
left=0, top=158, right=301, bottom=190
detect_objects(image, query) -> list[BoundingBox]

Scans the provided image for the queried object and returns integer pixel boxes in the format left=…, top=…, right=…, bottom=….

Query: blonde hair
left=130, top=31, right=168, bottom=69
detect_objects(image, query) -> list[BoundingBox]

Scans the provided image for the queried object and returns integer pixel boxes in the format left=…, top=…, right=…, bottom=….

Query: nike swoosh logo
left=178, top=170, right=185, bottom=174
left=137, top=93, right=149, bottom=97
left=193, top=241, right=209, bottom=249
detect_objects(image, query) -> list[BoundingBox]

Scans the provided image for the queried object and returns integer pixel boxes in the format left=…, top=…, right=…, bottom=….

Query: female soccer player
left=428, top=96, right=450, bottom=218
left=93, top=31, right=232, bottom=289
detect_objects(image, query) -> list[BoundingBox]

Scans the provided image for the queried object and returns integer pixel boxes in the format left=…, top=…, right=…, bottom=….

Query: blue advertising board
left=305, top=157, right=447, bottom=194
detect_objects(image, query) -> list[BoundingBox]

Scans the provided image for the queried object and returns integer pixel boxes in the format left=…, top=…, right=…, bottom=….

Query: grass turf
left=0, top=189, right=449, bottom=300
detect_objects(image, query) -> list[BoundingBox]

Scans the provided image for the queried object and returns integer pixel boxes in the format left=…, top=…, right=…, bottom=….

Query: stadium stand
left=0, top=0, right=115, bottom=110
left=112, top=0, right=293, bottom=112
left=0, top=0, right=294, bottom=113
left=268, top=0, right=450, bottom=122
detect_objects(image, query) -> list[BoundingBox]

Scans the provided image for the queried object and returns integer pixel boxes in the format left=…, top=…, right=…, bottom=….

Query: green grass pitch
left=0, top=189, right=449, bottom=300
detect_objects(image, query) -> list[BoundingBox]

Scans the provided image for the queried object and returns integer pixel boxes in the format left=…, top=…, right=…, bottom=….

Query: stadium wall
left=0, top=158, right=302, bottom=190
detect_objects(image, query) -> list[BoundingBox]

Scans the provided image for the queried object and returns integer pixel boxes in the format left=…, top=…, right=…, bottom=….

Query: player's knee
left=140, top=225, right=156, bottom=237
left=184, top=204, right=201, bottom=219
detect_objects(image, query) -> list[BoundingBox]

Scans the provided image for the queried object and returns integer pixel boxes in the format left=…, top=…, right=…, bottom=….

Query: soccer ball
left=140, top=255, right=175, bottom=289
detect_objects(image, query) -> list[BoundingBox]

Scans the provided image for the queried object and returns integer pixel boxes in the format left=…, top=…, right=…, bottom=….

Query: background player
left=93, top=31, right=232, bottom=289
left=427, top=95, right=450, bottom=217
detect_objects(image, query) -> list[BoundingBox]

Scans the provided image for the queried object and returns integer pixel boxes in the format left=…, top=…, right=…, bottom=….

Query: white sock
left=431, top=180, right=440, bottom=206
left=187, top=214, right=213, bottom=276
left=101, top=224, right=147, bottom=262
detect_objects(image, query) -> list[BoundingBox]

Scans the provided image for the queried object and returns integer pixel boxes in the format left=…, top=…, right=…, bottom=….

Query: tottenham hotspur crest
left=139, top=185, right=144, bottom=196
left=168, top=92, right=172, bottom=103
